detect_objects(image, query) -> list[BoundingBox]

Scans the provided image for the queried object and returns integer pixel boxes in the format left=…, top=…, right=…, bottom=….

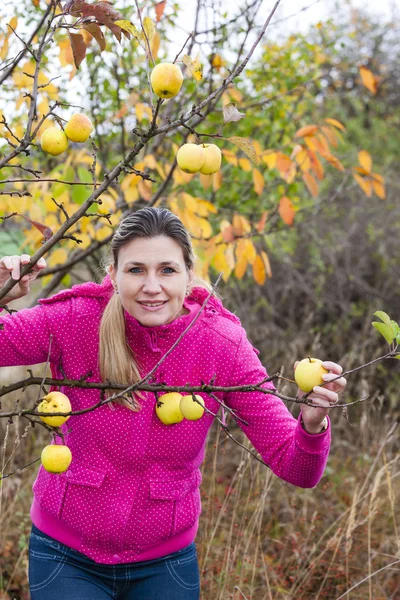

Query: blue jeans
left=28, top=524, right=200, bottom=599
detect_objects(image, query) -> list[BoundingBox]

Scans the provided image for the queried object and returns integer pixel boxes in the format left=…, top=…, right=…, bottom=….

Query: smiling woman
left=0, top=207, right=347, bottom=600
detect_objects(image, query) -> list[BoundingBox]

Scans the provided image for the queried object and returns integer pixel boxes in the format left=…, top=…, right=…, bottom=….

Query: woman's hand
left=0, top=255, right=47, bottom=304
left=296, top=360, right=347, bottom=434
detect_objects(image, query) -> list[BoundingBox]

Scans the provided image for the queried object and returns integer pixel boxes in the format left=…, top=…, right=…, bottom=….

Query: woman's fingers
left=312, top=386, right=339, bottom=405
left=322, top=372, right=347, bottom=393
left=322, top=361, right=343, bottom=375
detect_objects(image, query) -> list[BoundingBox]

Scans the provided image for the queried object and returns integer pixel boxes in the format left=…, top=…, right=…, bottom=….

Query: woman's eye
left=129, top=267, right=142, bottom=273
left=162, top=267, right=175, bottom=274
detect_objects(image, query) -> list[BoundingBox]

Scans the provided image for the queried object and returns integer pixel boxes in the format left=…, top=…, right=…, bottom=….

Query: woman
left=0, top=207, right=346, bottom=599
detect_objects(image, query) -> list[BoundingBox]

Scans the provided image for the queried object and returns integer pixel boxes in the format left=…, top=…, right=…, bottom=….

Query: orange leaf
left=253, top=254, right=266, bottom=285
left=261, top=250, right=272, bottom=278
left=321, top=125, right=338, bottom=148
left=319, top=150, right=345, bottom=171
left=220, top=220, right=235, bottom=243
left=279, top=196, right=295, bottom=226
left=155, top=0, right=166, bottom=22
left=353, top=174, right=372, bottom=197
left=256, top=211, right=269, bottom=233
left=325, top=118, right=346, bottom=131
left=303, top=172, right=319, bottom=197
left=371, top=172, right=384, bottom=183
left=295, top=124, right=318, bottom=138
left=238, top=157, right=252, bottom=171
left=358, top=150, right=372, bottom=174
left=213, top=170, right=222, bottom=191
left=276, top=152, right=295, bottom=182
left=232, top=215, right=251, bottom=237
left=372, top=179, right=385, bottom=199
left=243, top=239, right=256, bottom=265
left=308, top=150, right=324, bottom=180
left=359, top=66, right=378, bottom=94
left=252, top=168, right=264, bottom=195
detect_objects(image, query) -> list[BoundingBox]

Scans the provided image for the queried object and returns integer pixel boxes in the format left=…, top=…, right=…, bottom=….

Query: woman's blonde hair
left=99, top=206, right=208, bottom=411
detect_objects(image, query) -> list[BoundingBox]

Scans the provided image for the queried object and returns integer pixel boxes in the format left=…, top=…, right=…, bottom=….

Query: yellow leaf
left=252, top=254, right=266, bottom=285
left=196, top=198, right=218, bottom=216
left=48, top=247, right=68, bottom=267
left=234, top=251, right=247, bottom=280
left=150, top=30, right=160, bottom=61
left=279, top=196, right=296, bottom=226
left=232, top=215, right=251, bottom=237
left=9, top=17, right=18, bottom=31
left=358, top=150, right=372, bottom=174
left=372, top=179, right=385, bottom=199
left=353, top=174, right=372, bottom=197
left=261, top=251, right=272, bottom=278
left=227, top=137, right=259, bottom=165
left=95, top=225, right=113, bottom=241
left=182, top=54, right=203, bottom=81
left=325, top=118, right=346, bottom=131
left=321, top=125, right=338, bottom=148
left=243, top=239, right=256, bottom=265
left=252, top=168, right=264, bottom=195
left=98, top=194, right=116, bottom=214
left=238, top=157, right=252, bottom=172
left=228, top=86, right=243, bottom=103
left=295, top=124, right=318, bottom=138
left=211, top=244, right=232, bottom=281
left=222, top=149, right=238, bottom=167
left=276, top=153, right=296, bottom=183
left=262, top=151, right=277, bottom=169
left=213, top=170, right=222, bottom=191
left=294, top=148, right=311, bottom=172
left=0, top=38, right=9, bottom=60
left=303, top=172, right=319, bottom=197
left=359, top=66, right=378, bottom=95
left=138, top=179, right=152, bottom=201
left=143, top=16, right=155, bottom=44
left=316, top=133, right=330, bottom=153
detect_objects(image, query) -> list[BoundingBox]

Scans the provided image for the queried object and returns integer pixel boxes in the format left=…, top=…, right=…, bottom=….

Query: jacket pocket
left=124, top=471, right=202, bottom=552
left=57, top=463, right=108, bottom=539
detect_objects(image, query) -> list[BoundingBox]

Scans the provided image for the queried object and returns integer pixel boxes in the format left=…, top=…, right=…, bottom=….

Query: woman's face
left=109, top=235, right=192, bottom=327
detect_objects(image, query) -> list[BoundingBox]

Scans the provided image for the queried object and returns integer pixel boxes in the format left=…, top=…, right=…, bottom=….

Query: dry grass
left=1, top=381, right=399, bottom=600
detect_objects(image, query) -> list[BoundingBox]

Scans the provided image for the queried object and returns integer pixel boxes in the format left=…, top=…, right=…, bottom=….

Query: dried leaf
left=151, top=30, right=160, bottom=60
left=319, top=150, right=345, bottom=171
left=114, top=19, right=140, bottom=40
left=16, top=213, right=53, bottom=241
left=253, top=254, right=266, bottom=285
left=308, top=150, right=324, bottom=180
left=182, top=54, right=203, bottom=81
left=325, top=118, right=346, bottom=131
left=68, top=31, right=87, bottom=69
left=261, top=250, right=272, bottom=278
left=83, top=22, right=106, bottom=51
left=358, top=150, right=372, bottom=174
left=321, top=125, right=338, bottom=148
left=359, top=66, right=378, bottom=94
left=252, top=168, right=264, bottom=195
left=69, top=1, right=129, bottom=41
left=155, top=0, right=166, bottom=22
left=353, top=173, right=372, bottom=197
left=303, top=172, right=319, bottom=197
left=226, top=137, right=259, bottom=165
left=223, top=102, right=245, bottom=123
left=279, top=196, right=295, bottom=226
left=295, top=124, right=318, bottom=138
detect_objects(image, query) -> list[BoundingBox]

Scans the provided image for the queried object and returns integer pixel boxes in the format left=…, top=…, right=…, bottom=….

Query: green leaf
left=372, top=322, right=395, bottom=344
left=390, top=320, right=400, bottom=336
left=77, top=167, right=93, bottom=183
left=71, top=185, right=90, bottom=205
left=373, top=310, right=391, bottom=324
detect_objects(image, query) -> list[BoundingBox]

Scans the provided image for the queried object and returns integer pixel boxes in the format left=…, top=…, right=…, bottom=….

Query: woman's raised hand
left=0, top=255, right=47, bottom=304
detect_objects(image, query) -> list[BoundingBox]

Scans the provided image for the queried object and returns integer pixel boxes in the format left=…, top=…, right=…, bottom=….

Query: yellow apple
left=156, top=392, right=184, bottom=425
left=37, top=392, right=72, bottom=427
left=41, top=444, right=72, bottom=473
left=180, top=394, right=205, bottom=421
left=64, top=113, right=94, bottom=143
left=294, top=358, right=328, bottom=393
left=150, top=62, right=183, bottom=99
left=176, top=144, right=206, bottom=173
left=40, top=127, right=68, bottom=156
left=199, top=144, right=222, bottom=175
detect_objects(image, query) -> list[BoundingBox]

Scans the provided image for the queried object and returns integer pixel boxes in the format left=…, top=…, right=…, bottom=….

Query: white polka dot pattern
left=0, top=276, right=330, bottom=564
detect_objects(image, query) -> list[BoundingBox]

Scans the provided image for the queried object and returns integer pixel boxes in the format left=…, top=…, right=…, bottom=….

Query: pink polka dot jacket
left=0, top=275, right=330, bottom=564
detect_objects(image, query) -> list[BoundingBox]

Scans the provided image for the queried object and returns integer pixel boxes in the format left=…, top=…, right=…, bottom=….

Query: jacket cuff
left=295, top=412, right=330, bottom=453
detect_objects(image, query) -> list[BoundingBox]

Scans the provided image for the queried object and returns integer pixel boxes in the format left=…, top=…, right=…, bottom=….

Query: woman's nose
left=142, top=275, right=162, bottom=293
